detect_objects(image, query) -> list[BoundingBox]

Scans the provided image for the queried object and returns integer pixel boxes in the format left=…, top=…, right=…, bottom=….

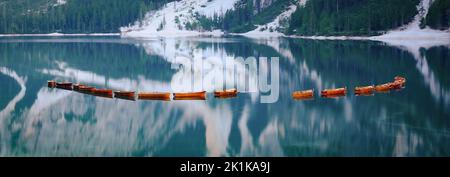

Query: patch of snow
left=197, top=0, right=237, bottom=18
left=121, top=0, right=239, bottom=38
left=48, top=32, right=64, bottom=36
left=373, top=26, right=450, bottom=41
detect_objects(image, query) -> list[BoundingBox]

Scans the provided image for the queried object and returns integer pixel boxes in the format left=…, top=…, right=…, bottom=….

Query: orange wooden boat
left=77, top=85, right=95, bottom=92
left=321, top=87, right=346, bottom=97
left=73, top=84, right=86, bottom=91
left=47, top=80, right=57, bottom=88
left=292, top=89, right=314, bottom=100
left=214, top=88, right=238, bottom=97
left=394, top=76, right=406, bottom=87
left=173, top=91, right=207, bottom=100
left=394, top=76, right=406, bottom=82
left=56, top=82, right=73, bottom=90
left=375, top=83, right=393, bottom=92
left=138, top=92, right=171, bottom=101
left=355, top=85, right=374, bottom=95
left=88, top=89, right=113, bottom=98
left=91, top=89, right=113, bottom=96
left=390, top=81, right=403, bottom=89
left=114, top=91, right=136, bottom=100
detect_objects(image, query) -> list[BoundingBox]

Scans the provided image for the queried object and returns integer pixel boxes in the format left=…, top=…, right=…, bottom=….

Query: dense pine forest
left=287, top=0, right=420, bottom=36
left=0, top=0, right=172, bottom=34
left=0, top=0, right=449, bottom=35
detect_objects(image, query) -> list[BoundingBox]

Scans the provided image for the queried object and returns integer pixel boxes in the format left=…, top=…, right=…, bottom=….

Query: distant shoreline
left=0, top=33, right=120, bottom=37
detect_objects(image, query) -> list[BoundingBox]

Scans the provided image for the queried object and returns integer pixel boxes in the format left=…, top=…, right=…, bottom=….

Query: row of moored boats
left=47, top=81, right=237, bottom=101
left=48, top=76, right=405, bottom=101
left=292, top=76, right=406, bottom=100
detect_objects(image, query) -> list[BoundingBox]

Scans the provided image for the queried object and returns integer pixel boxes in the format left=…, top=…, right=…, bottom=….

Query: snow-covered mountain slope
left=242, top=0, right=307, bottom=37
left=121, top=0, right=239, bottom=37
left=373, top=0, right=450, bottom=41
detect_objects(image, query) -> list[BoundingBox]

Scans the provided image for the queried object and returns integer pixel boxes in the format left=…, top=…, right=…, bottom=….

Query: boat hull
left=173, top=91, right=207, bottom=100
left=214, top=89, right=237, bottom=97
left=321, top=88, right=346, bottom=97
left=73, top=84, right=87, bottom=91
left=138, top=92, right=171, bottom=101
left=375, top=83, right=395, bottom=92
left=77, top=86, right=95, bottom=93
left=48, top=81, right=56, bottom=88
left=292, top=90, right=314, bottom=100
left=56, top=83, right=73, bottom=90
left=114, top=91, right=136, bottom=101
left=90, top=89, right=113, bottom=98
left=355, top=85, right=374, bottom=95
left=214, top=89, right=238, bottom=97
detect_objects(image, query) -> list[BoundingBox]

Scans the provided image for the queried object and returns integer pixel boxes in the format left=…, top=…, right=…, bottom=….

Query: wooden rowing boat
left=354, top=85, right=374, bottom=95
left=77, top=85, right=95, bottom=92
left=390, top=81, right=403, bottom=89
left=114, top=91, right=136, bottom=101
left=56, top=82, right=73, bottom=90
left=48, top=80, right=56, bottom=88
left=88, top=89, right=113, bottom=98
left=292, top=89, right=314, bottom=100
left=321, top=87, right=346, bottom=97
left=394, top=76, right=406, bottom=87
left=214, top=88, right=238, bottom=97
left=173, top=91, right=207, bottom=100
left=73, top=84, right=86, bottom=91
left=91, top=89, right=113, bottom=95
left=138, top=92, right=171, bottom=101
left=375, top=83, right=393, bottom=92
left=394, top=76, right=406, bottom=82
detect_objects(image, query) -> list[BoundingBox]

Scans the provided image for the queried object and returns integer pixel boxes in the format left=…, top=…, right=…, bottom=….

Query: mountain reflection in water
left=0, top=36, right=449, bottom=156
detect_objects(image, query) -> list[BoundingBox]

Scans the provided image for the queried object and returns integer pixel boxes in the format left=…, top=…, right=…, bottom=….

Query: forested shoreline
left=0, top=0, right=449, bottom=35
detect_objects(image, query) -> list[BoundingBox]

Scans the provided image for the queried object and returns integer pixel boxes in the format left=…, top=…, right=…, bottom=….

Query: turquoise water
left=0, top=36, right=449, bottom=156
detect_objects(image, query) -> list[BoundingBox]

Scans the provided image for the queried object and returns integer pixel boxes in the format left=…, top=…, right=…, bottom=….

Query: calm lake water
left=0, top=36, right=449, bottom=157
